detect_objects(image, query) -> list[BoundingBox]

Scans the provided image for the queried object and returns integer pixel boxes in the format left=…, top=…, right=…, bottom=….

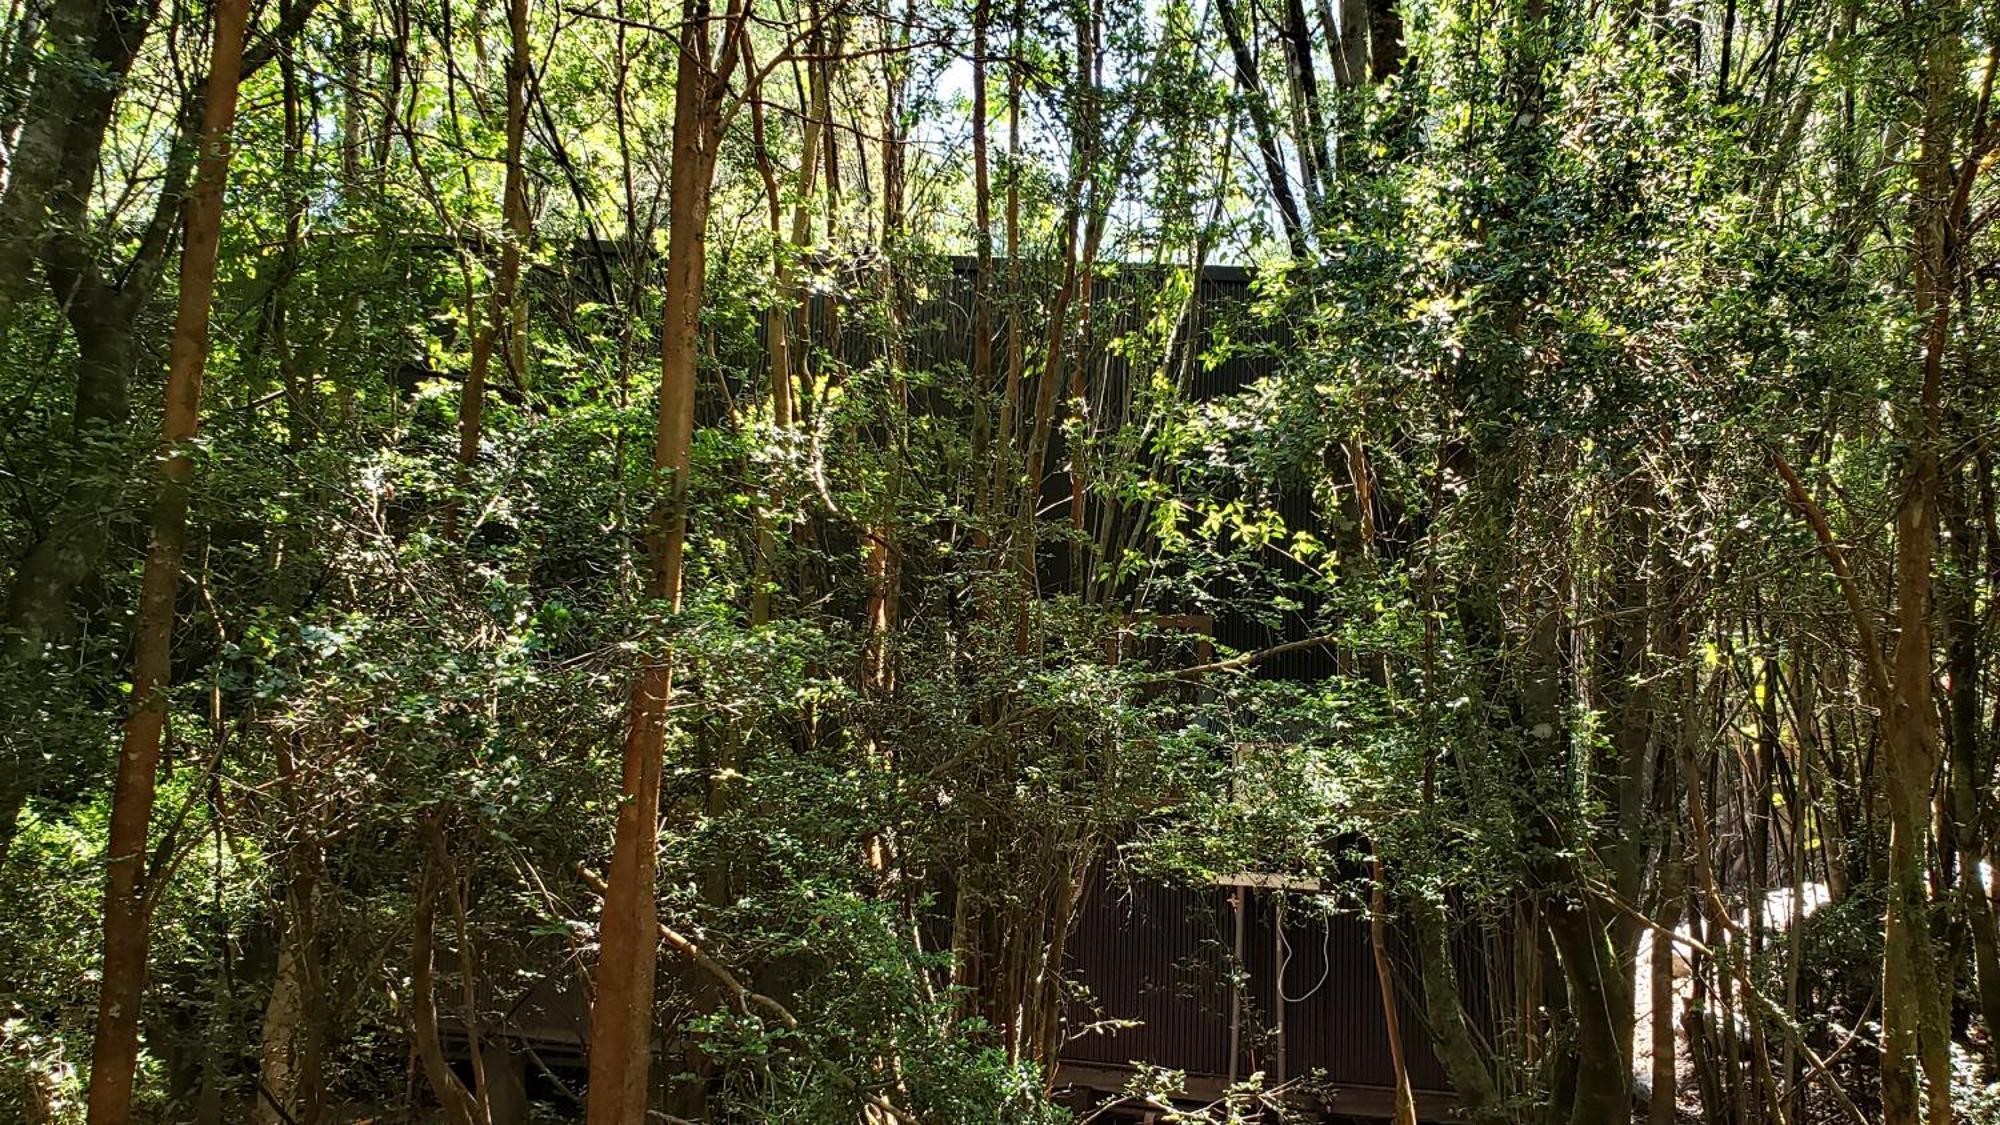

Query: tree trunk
left=1546, top=890, right=1634, bottom=1125
left=1881, top=9, right=1957, bottom=1123
left=447, top=0, right=531, bottom=536
left=1368, top=856, right=1415, bottom=1125
left=0, top=0, right=210, bottom=863
left=1330, top=0, right=1368, bottom=87
left=585, top=2, right=743, bottom=1120
left=746, top=27, right=826, bottom=627
left=968, top=0, right=997, bottom=528
left=0, top=0, right=157, bottom=663
left=411, top=845, right=481, bottom=1125
left=82, top=0, right=251, bottom=1114
left=0, top=0, right=152, bottom=325
left=1650, top=848, right=1683, bottom=1125
left=1213, top=0, right=1306, bottom=254
left=1942, top=463, right=1998, bottom=1070
left=1366, top=0, right=1401, bottom=80
left=1409, top=887, right=1504, bottom=1123
left=255, top=902, right=315, bottom=1125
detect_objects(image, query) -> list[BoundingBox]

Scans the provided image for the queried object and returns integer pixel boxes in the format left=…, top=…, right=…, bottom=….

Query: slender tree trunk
left=255, top=731, right=325, bottom=1125
left=1882, top=11, right=1957, bottom=1122
left=866, top=0, right=908, bottom=718
left=1032, top=846, right=1089, bottom=1073
left=1213, top=0, right=1306, bottom=254
left=1947, top=469, right=2000, bottom=1067
left=1650, top=847, right=1683, bottom=1125
left=747, top=30, right=826, bottom=626
left=83, top=0, right=251, bottom=1114
left=969, top=0, right=997, bottom=529
left=255, top=894, right=315, bottom=1125
left=999, top=0, right=1023, bottom=505
left=1369, top=855, right=1416, bottom=1125
left=1591, top=472, right=1653, bottom=1093
left=411, top=841, right=481, bottom=1125
left=586, top=3, right=745, bottom=1119
left=1279, top=0, right=1329, bottom=217
left=448, top=0, right=531, bottom=536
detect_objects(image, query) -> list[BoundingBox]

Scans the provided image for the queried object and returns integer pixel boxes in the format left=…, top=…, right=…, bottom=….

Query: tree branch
left=1771, top=449, right=1891, bottom=708
left=1162, top=631, right=1340, bottom=680
left=576, top=866, right=923, bottom=1124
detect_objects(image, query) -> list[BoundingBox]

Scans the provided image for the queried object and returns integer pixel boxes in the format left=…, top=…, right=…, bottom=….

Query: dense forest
left=1, top=0, right=1997, bottom=1120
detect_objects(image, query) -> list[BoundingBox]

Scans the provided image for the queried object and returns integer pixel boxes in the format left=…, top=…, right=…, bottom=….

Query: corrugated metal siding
left=1063, top=880, right=1503, bottom=1097
left=1242, top=898, right=1450, bottom=1090
left=1061, top=881, right=1237, bottom=1077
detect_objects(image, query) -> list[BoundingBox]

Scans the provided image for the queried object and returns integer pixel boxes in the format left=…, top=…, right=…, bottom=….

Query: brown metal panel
left=1063, top=882, right=1499, bottom=1101
left=1061, top=880, right=1238, bottom=1077
left=1245, top=895, right=1455, bottom=1092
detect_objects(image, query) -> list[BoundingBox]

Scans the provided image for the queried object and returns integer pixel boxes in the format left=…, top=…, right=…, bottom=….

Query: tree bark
left=746, top=24, right=827, bottom=626
left=1368, top=856, right=1416, bottom=1125
left=1881, top=9, right=1958, bottom=1122
left=968, top=0, right=997, bottom=529
left=0, top=0, right=157, bottom=664
left=1330, top=0, right=1368, bottom=87
left=1546, top=889, right=1635, bottom=1125
left=411, top=844, right=481, bottom=1125
left=1212, top=0, right=1307, bottom=254
left=1649, top=850, right=1682, bottom=1125
left=1409, top=887, right=1505, bottom=1123
left=1366, top=0, right=1401, bottom=80
left=255, top=899, right=316, bottom=1125
left=447, top=0, right=531, bottom=536
left=0, top=0, right=154, bottom=326
left=82, top=0, right=251, bottom=1114
left=1947, top=470, right=2000, bottom=1072
left=584, top=2, right=746, bottom=1119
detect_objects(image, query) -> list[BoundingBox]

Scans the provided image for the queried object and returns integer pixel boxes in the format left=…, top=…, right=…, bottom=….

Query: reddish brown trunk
left=969, top=0, right=997, bottom=532
left=585, top=2, right=742, bottom=1119
left=1369, top=855, right=1417, bottom=1125
left=993, top=11, right=1024, bottom=518
left=84, top=0, right=251, bottom=1116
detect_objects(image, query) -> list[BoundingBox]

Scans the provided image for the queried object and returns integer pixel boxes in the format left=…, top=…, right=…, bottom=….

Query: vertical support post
left=1274, top=894, right=1286, bottom=1085
left=1229, top=887, right=1245, bottom=1086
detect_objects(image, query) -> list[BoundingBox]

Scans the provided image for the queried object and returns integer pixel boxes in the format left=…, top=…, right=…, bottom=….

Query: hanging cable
left=1277, top=898, right=1334, bottom=1003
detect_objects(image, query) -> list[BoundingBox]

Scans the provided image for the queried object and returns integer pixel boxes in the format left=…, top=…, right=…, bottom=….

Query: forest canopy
left=0, top=0, right=1997, bottom=1122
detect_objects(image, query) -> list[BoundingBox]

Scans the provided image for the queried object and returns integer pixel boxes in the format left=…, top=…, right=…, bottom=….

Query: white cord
left=1277, top=905, right=1334, bottom=1003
